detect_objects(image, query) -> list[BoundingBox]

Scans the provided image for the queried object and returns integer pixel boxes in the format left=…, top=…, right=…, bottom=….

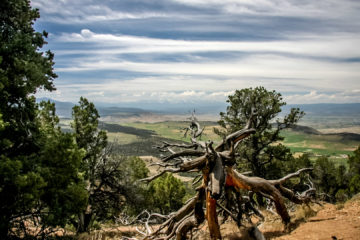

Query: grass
left=280, top=129, right=360, bottom=165
left=122, top=121, right=222, bottom=143
left=300, top=115, right=360, bottom=130
left=281, top=130, right=358, bottom=153
left=119, top=122, right=359, bottom=159
left=63, top=118, right=359, bottom=162
left=106, top=132, right=140, bottom=145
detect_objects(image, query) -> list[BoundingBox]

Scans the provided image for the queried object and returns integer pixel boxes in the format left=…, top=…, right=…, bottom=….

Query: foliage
left=71, top=97, right=107, bottom=232
left=71, top=98, right=152, bottom=232
left=215, top=87, right=305, bottom=179
left=147, top=173, right=187, bottom=214
left=0, top=100, right=87, bottom=238
left=71, top=97, right=108, bottom=184
left=348, top=146, right=360, bottom=195
left=312, top=156, right=351, bottom=202
left=313, top=157, right=338, bottom=200
left=103, top=155, right=150, bottom=217
left=36, top=101, right=88, bottom=228
left=0, top=0, right=57, bottom=237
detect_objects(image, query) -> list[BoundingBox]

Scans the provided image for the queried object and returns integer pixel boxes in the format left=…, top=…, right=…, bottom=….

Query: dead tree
left=138, top=112, right=315, bottom=240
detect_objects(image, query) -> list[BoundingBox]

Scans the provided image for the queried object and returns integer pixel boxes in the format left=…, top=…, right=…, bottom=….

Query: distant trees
left=313, top=156, right=341, bottom=201
left=215, top=87, right=305, bottom=180
left=310, top=146, right=360, bottom=202
left=348, top=146, right=360, bottom=195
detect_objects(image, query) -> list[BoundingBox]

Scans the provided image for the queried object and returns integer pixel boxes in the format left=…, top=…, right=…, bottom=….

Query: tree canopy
left=216, top=87, right=305, bottom=179
left=0, top=0, right=57, bottom=237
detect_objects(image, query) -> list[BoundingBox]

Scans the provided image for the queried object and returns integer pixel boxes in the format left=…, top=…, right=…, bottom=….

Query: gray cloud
left=32, top=0, right=360, bottom=105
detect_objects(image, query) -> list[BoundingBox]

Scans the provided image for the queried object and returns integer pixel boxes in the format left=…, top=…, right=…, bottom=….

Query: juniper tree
left=215, top=87, right=305, bottom=179
left=0, top=0, right=57, bottom=237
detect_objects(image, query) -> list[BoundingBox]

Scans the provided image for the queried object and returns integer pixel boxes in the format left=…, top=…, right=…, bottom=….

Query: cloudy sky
left=32, top=0, right=360, bottom=108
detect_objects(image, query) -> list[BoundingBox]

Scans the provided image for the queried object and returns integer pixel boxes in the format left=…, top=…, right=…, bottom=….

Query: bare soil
left=271, top=199, right=360, bottom=240
left=174, top=196, right=360, bottom=240
left=216, top=196, right=360, bottom=240
left=78, top=195, right=360, bottom=240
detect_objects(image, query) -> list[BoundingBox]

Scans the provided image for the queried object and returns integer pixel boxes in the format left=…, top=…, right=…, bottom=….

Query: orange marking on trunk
left=225, top=170, right=251, bottom=190
left=206, top=191, right=221, bottom=239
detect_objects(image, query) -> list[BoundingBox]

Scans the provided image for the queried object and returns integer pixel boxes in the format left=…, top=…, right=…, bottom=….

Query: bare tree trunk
left=206, top=191, right=222, bottom=239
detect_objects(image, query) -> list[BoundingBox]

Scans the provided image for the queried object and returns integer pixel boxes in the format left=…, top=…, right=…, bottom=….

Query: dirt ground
left=218, top=196, right=360, bottom=240
left=167, top=195, right=360, bottom=240
left=271, top=199, right=360, bottom=240
left=79, top=195, right=360, bottom=240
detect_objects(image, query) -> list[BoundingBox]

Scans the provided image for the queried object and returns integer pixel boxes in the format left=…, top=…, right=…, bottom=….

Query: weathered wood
left=206, top=190, right=221, bottom=239
left=136, top=113, right=316, bottom=240
left=209, top=154, right=225, bottom=199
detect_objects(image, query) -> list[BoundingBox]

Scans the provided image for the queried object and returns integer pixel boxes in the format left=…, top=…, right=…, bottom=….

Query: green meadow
left=121, top=121, right=222, bottom=143
left=60, top=119, right=360, bottom=165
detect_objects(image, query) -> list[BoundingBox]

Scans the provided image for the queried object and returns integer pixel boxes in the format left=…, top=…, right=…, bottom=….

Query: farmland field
left=60, top=118, right=360, bottom=165
left=117, top=121, right=360, bottom=165
left=121, top=121, right=222, bottom=143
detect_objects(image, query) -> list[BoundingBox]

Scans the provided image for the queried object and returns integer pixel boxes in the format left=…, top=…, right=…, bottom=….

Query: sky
left=32, top=0, right=360, bottom=108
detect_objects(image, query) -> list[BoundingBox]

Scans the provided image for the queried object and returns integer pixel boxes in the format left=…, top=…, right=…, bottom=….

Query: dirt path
left=272, top=199, right=360, bottom=240
left=198, top=196, right=360, bottom=240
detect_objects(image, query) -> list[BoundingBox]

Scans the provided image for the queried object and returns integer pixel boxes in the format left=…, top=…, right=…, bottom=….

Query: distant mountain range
left=282, top=103, right=360, bottom=116
left=37, top=98, right=360, bottom=119
left=37, top=98, right=152, bottom=118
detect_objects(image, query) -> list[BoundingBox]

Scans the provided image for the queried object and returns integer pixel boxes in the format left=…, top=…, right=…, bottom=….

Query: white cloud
left=87, top=91, right=104, bottom=96
left=51, top=30, right=360, bottom=104
left=80, top=29, right=93, bottom=38
left=41, top=79, right=360, bottom=104
left=32, top=0, right=360, bottom=105
left=284, top=90, right=360, bottom=104
left=171, top=0, right=360, bottom=20
left=55, top=55, right=360, bottom=92
left=31, top=0, right=167, bottom=23
left=55, top=30, right=360, bottom=59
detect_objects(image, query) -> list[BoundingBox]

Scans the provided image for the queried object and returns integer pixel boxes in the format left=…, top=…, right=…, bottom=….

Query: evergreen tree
left=36, top=101, right=88, bottom=229
left=148, top=173, right=187, bottom=214
left=348, top=146, right=360, bottom=195
left=71, top=97, right=107, bottom=233
left=0, top=0, right=56, bottom=237
left=71, top=98, right=150, bottom=232
left=216, top=87, right=304, bottom=179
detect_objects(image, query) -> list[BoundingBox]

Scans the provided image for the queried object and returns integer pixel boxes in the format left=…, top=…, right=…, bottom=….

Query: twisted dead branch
left=135, top=112, right=316, bottom=239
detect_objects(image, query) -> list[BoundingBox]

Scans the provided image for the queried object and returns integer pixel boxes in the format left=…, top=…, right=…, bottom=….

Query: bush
left=147, top=173, right=187, bottom=214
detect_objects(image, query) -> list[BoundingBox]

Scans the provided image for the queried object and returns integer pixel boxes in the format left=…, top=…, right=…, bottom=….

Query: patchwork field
left=59, top=118, right=360, bottom=165
left=280, top=130, right=359, bottom=165
left=121, top=121, right=221, bottom=143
